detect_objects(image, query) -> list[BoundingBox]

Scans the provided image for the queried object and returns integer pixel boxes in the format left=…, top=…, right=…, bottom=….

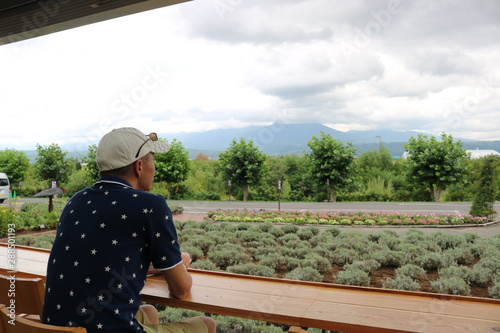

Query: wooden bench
left=1, top=243, right=499, bottom=332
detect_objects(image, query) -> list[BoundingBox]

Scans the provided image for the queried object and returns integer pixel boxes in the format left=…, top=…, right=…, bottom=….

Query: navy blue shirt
left=42, top=177, right=182, bottom=332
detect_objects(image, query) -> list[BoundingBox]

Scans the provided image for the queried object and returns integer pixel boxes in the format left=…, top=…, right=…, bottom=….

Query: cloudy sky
left=1, top=0, right=499, bottom=150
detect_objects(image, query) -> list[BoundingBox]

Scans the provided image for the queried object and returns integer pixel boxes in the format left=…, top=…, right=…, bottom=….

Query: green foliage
left=35, top=143, right=72, bottom=185
left=345, top=259, right=381, bottom=274
left=336, top=268, right=370, bottom=287
left=154, top=139, right=191, bottom=199
left=470, top=156, right=498, bottom=219
left=218, top=138, right=267, bottom=201
left=431, top=276, right=471, bottom=296
left=404, top=133, right=469, bottom=202
left=395, top=264, right=426, bottom=280
left=0, top=149, right=31, bottom=187
left=284, top=267, right=323, bottom=282
left=82, top=144, right=99, bottom=184
left=383, top=275, right=421, bottom=291
left=207, top=244, right=251, bottom=269
left=306, top=131, right=356, bottom=201
left=227, top=263, right=276, bottom=277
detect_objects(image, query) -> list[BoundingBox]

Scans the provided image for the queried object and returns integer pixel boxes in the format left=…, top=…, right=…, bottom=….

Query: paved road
left=3, top=198, right=499, bottom=237
left=169, top=200, right=500, bottom=238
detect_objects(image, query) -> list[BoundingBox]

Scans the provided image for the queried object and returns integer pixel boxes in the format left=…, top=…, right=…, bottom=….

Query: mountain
left=159, top=123, right=496, bottom=158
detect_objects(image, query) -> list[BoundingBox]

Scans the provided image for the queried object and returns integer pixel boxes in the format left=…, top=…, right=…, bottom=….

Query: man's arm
left=159, top=253, right=193, bottom=299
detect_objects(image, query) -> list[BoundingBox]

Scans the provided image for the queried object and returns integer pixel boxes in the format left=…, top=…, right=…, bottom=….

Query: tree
left=0, top=149, right=31, bottom=187
left=218, top=138, right=267, bottom=201
left=82, top=144, right=99, bottom=184
left=154, top=139, right=191, bottom=199
left=306, top=132, right=356, bottom=202
left=35, top=143, right=72, bottom=186
left=404, top=133, right=468, bottom=202
left=469, top=156, right=498, bottom=219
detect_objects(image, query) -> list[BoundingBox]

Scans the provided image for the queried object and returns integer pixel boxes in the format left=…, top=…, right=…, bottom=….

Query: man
left=42, top=127, right=216, bottom=333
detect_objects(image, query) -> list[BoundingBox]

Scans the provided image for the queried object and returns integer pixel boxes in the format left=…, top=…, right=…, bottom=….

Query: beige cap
left=96, top=127, right=170, bottom=172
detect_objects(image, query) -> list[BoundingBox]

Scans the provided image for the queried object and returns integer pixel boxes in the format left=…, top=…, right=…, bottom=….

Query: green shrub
left=207, top=244, right=251, bottom=269
left=445, top=246, right=477, bottom=266
left=190, top=260, right=220, bottom=271
left=281, top=224, right=299, bottom=234
left=431, top=276, right=471, bottom=296
left=331, top=248, right=359, bottom=265
left=258, top=253, right=289, bottom=270
left=396, top=264, right=426, bottom=280
left=324, top=227, right=341, bottom=237
left=180, top=245, right=204, bottom=262
left=430, top=231, right=466, bottom=250
left=182, top=235, right=216, bottom=255
left=344, top=259, right=381, bottom=274
left=383, top=275, right=421, bottom=291
left=404, top=229, right=425, bottom=244
left=415, top=253, right=456, bottom=271
left=489, top=282, right=500, bottom=299
left=285, top=267, right=323, bottom=282
left=300, top=253, right=332, bottom=272
left=248, top=245, right=280, bottom=261
left=336, top=268, right=370, bottom=287
left=226, top=263, right=276, bottom=277
left=296, top=228, right=315, bottom=241
left=280, top=244, right=310, bottom=259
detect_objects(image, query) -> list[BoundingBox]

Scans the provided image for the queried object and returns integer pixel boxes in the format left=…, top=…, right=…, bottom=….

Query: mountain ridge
left=159, top=123, right=489, bottom=158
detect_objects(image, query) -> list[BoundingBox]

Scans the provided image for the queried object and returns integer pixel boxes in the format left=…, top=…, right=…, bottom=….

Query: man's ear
left=134, top=158, right=143, bottom=176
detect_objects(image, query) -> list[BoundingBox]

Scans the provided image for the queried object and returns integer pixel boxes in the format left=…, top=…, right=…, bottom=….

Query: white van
left=0, top=173, right=10, bottom=203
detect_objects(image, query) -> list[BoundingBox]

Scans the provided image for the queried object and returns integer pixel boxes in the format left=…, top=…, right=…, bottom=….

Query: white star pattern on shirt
left=59, top=274, right=64, bottom=279
left=132, top=232, right=137, bottom=237
left=143, top=208, right=149, bottom=213
left=161, top=256, right=167, bottom=261
left=69, top=290, right=74, bottom=296
left=87, top=200, right=92, bottom=204
left=65, top=245, right=70, bottom=251
left=56, top=304, right=61, bottom=310
left=121, top=214, right=127, bottom=220
left=165, top=215, right=169, bottom=220
left=74, top=221, right=80, bottom=225
left=98, top=295, right=104, bottom=301
left=74, top=261, right=79, bottom=266
left=114, top=309, right=120, bottom=315
left=81, top=233, right=86, bottom=239
left=92, top=210, right=97, bottom=214
left=133, top=194, right=138, bottom=198
left=112, top=201, right=117, bottom=205
left=100, top=223, right=106, bottom=228
left=81, top=307, right=87, bottom=314
left=112, top=239, right=118, bottom=245
left=105, top=266, right=111, bottom=272
left=155, top=232, right=161, bottom=238
left=97, top=323, right=103, bottom=329
left=91, top=249, right=97, bottom=255
left=104, top=191, right=109, bottom=195
left=129, top=299, right=134, bottom=304
left=85, top=277, right=91, bottom=283
left=125, top=256, right=130, bottom=262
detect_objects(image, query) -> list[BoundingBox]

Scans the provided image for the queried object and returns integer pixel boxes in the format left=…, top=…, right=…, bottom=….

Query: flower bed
left=208, top=209, right=489, bottom=226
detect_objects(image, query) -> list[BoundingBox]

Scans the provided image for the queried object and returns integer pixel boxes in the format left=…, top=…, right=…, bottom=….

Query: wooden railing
left=1, top=243, right=499, bottom=332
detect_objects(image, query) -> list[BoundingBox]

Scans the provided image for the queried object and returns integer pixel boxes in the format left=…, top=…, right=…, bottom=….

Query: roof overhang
left=0, top=0, right=191, bottom=46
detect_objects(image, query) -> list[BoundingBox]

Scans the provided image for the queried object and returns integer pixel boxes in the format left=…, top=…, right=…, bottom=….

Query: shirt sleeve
left=145, top=194, right=183, bottom=270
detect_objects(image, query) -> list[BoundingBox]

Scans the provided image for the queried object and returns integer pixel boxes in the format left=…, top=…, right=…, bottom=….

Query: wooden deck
left=1, top=243, right=499, bottom=332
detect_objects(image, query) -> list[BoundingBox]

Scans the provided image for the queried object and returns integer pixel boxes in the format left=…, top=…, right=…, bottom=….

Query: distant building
left=401, top=149, right=500, bottom=159
left=466, top=149, right=500, bottom=159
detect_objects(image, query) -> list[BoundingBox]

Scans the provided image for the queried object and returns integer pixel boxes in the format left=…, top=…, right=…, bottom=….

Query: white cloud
left=1, top=0, right=500, bottom=150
